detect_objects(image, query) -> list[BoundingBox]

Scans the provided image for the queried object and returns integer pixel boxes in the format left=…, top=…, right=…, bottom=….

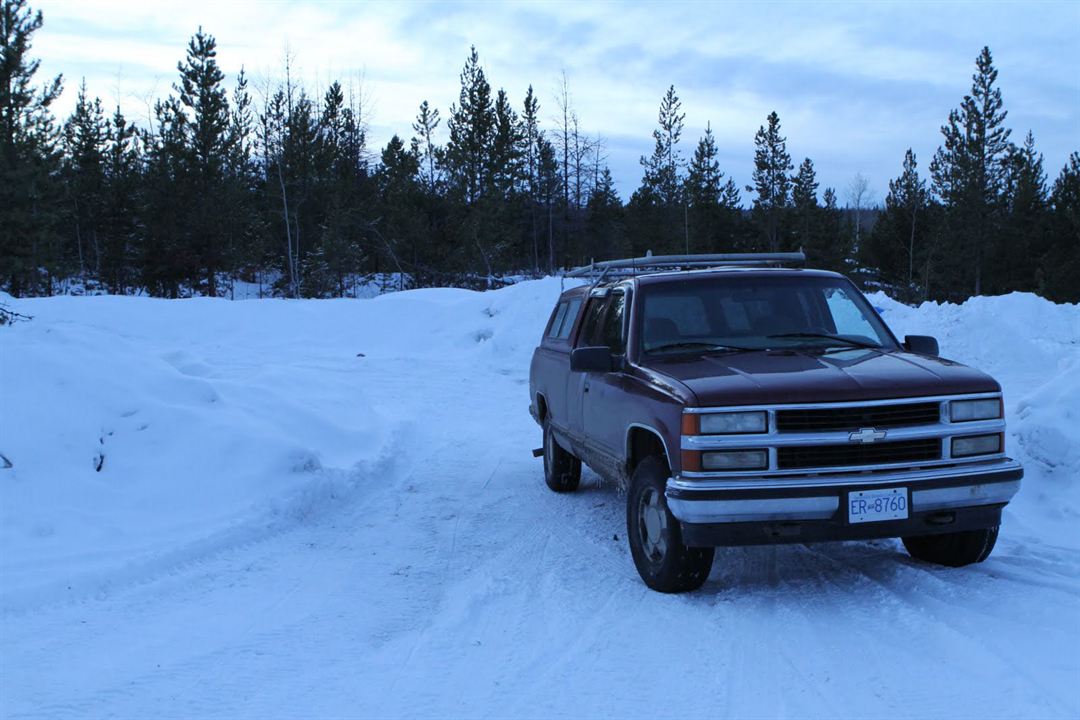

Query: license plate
left=848, top=487, right=908, bottom=524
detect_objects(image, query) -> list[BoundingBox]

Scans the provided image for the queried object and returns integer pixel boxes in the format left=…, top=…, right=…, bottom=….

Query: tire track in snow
left=801, top=541, right=1079, bottom=718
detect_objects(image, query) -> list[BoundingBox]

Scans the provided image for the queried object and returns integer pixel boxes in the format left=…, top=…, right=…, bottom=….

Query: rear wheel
left=902, top=526, right=999, bottom=567
left=627, top=456, right=714, bottom=593
left=543, top=420, right=581, bottom=492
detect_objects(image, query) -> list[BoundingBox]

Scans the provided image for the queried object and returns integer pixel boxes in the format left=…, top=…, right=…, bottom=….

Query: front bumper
left=666, top=458, right=1022, bottom=547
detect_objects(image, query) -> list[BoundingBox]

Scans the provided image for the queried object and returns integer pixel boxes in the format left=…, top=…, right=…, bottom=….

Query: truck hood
left=641, top=348, right=1000, bottom=407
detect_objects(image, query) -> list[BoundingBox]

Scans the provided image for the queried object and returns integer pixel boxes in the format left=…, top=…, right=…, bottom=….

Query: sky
left=30, top=0, right=1080, bottom=203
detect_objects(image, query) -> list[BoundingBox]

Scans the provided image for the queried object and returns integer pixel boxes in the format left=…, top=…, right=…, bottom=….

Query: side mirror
left=570, top=346, right=614, bottom=373
left=904, top=335, right=939, bottom=356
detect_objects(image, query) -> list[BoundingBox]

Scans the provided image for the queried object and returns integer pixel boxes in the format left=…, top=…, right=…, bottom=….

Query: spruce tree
left=747, top=111, right=792, bottom=252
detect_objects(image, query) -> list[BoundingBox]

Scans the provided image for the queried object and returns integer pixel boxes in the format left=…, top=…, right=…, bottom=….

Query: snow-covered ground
left=1, top=282, right=1078, bottom=718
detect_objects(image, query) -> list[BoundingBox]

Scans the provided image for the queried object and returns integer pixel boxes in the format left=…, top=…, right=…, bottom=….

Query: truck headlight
left=697, top=411, right=768, bottom=434
left=702, top=449, right=768, bottom=471
left=952, top=434, right=1002, bottom=457
left=950, top=398, right=1002, bottom=422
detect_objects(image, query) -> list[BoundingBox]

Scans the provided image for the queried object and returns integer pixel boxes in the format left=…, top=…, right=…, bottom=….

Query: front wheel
left=902, top=526, right=999, bottom=567
left=543, top=420, right=581, bottom=493
left=627, top=456, right=714, bottom=593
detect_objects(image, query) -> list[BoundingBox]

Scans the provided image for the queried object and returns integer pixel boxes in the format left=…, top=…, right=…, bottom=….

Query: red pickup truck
left=529, top=254, right=1023, bottom=593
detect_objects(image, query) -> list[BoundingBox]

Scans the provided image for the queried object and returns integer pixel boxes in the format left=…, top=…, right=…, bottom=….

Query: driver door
left=579, top=290, right=629, bottom=480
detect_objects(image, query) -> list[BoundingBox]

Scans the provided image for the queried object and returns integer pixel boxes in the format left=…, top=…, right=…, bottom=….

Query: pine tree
left=585, top=166, right=626, bottom=261
left=177, top=27, right=232, bottom=295
left=0, top=0, right=64, bottom=295
left=685, top=123, right=742, bottom=253
left=99, top=105, right=140, bottom=293
left=489, top=88, right=522, bottom=197
left=686, top=124, right=722, bottom=205
left=866, top=149, right=929, bottom=297
left=747, top=111, right=792, bottom=252
left=521, top=86, right=541, bottom=271
left=994, top=131, right=1047, bottom=292
left=411, top=100, right=440, bottom=194
left=537, top=136, right=560, bottom=270
left=443, top=46, right=494, bottom=205
left=145, top=27, right=233, bottom=296
left=1041, top=153, right=1079, bottom=302
left=375, top=134, right=424, bottom=286
left=222, top=68, right=261, bottom=290
left=629, top=85, right=686, bottom=255
left=791, top=157, right=818, bottom=245
left=640, top=85, right=685, bottom=207
left=930, top=46, right=1012, bottom=296
left=62, top=81, right=106, bottom=277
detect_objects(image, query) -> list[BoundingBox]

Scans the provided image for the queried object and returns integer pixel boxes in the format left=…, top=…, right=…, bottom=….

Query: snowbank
left=2, top=282, right=1077, bottom=610
left=0, top=278, right=567, bottom=610
left=870, top=291, right=1080, bottom=540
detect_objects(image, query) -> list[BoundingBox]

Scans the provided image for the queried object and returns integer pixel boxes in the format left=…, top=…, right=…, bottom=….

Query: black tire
left=627, top=455, right=714, bottom=593
left=543, top=419, right=581, bottom=493
left=902, top=525, right=999, bottom=567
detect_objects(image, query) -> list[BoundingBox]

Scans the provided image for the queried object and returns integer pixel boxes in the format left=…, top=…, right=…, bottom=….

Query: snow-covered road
left=2, top=282, right=1078, bottom=718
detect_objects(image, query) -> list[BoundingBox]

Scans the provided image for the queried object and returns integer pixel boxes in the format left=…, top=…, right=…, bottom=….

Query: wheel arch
left=535, top=392, right=549, bottom=422
left=626, top=424, right=672, bottom=476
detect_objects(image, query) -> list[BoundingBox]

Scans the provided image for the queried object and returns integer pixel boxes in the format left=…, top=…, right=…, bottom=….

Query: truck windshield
left=640, top=275, right=896, bottom=354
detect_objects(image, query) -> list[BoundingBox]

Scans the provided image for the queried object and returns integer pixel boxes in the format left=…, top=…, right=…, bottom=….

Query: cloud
left=32, top=0, right=1080, bottom=201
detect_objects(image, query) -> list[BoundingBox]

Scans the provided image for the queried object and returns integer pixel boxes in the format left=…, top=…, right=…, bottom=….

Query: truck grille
left=777, top=438, right=942, bottom=470
left=775, top=402, right=942, bottom=432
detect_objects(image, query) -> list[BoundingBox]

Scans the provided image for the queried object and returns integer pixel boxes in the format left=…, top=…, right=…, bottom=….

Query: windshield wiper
left=647, top=341, right=757, bottom=354
left=766, top=332, right=882, bottom=350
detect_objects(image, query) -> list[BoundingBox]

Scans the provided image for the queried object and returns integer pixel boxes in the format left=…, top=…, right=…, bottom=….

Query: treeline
left=1, top=0, right=1077, bottom=301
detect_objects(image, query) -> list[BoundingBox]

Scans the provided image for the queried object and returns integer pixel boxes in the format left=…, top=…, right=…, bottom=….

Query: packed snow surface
left=2, top=282, right=1078, bottom=718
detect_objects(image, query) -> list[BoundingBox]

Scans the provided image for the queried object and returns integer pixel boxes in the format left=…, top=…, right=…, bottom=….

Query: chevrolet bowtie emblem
left=849, top=427, right=888, bottom=443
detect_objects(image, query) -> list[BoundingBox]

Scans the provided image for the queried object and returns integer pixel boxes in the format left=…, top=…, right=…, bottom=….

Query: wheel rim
left=638, top=487, right=668, bottom=562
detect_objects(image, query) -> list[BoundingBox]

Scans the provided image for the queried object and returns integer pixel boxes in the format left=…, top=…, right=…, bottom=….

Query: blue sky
left=32, top=0, right=1080, bottom=203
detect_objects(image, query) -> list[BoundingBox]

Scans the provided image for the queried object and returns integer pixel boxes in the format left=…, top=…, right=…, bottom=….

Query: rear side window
left=556, top=298, right=582, bottom=339
left=547, top=302, right=569, bottom=338
left=546, top=297, right=583, bottom=340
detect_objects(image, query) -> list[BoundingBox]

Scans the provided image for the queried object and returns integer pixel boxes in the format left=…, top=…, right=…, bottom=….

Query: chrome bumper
left=666, top=459, right=1023, bottom=524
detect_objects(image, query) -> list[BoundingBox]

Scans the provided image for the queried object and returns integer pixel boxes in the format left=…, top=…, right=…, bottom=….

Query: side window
left=547, top=302, right=569, bottom=339
left=556, top=298, right=582, bottom=340
left=600, top=293, right=626, bottom=353
left=578, top=297, right=608, bottom=347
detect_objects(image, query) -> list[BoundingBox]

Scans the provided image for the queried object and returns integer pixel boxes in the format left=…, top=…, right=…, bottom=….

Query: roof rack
left=565, top=251, right=806, bottom=281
